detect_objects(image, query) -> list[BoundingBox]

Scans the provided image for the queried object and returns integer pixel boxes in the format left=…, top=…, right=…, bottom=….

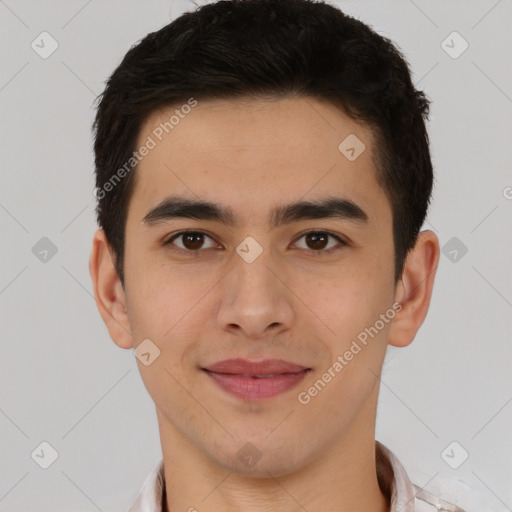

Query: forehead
left=130, top=96, right=391, bottom=227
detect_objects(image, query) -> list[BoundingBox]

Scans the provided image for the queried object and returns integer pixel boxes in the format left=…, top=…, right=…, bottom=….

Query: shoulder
left=413, top=484, right=467, bottom=511
left=413, top=478, right=501, bottom=512
left=377, top=442, right=493, bottom=512
left=127, top=459, right=165, bottom=512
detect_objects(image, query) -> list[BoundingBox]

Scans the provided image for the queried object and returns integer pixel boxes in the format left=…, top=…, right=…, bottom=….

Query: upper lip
left=202, top=358, right=310, bottom=375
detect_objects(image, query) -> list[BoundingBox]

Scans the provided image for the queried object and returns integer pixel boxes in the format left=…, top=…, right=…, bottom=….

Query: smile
left=202, top=368, right=311, bottom=401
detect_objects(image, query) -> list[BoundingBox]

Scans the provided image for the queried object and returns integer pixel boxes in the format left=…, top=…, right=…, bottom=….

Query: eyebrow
left=142, top=196, right=369, bottom=228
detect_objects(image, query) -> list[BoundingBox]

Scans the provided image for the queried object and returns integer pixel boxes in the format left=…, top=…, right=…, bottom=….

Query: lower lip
left=204, top=369, right=310, bottom=401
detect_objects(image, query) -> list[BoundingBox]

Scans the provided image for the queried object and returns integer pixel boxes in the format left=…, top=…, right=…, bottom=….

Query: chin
left=209, top=439, right=310, bottom=479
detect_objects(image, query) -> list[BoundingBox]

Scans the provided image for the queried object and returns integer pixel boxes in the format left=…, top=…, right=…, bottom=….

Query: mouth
left=201, top=359, right=312, bottom=401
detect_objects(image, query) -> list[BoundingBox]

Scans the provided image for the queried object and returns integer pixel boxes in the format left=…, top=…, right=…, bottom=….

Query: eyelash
left=162, top=230, right=347, bottom=256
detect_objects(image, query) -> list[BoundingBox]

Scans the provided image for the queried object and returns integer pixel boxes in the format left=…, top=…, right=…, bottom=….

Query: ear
left=388, top=230, right=440, bottom=348
left=89, top=228, right=134, bottom=349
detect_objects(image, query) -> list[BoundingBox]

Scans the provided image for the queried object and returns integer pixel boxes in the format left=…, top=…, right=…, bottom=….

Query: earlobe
left=388, top=230, right=440, bottom=348
left=89, top=228, right=134, bottom=349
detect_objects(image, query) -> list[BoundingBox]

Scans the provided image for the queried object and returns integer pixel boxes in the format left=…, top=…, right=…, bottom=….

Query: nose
left=216, top=251, right=295, bottom=339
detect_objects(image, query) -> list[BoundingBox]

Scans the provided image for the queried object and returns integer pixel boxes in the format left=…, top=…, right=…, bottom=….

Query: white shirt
left=127, top=441, right=467, bottom=512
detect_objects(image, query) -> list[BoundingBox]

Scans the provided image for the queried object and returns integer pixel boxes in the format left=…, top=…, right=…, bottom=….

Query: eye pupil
left=306, top=232, right=328, bottom=250
left=183, top=232, right=204, bottom=250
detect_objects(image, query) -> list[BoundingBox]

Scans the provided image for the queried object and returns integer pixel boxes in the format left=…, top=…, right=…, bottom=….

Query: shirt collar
left=128, top=441, right=424, bottom=512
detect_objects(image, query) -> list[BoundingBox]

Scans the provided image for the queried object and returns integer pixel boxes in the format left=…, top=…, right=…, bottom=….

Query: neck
left=157, top=399, right=390, bottom=512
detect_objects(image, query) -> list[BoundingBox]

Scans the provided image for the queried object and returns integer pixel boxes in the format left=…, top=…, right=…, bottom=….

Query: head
left=92, top=0, right=434, bottom=287
left=90, top=0, right=439, bottom=480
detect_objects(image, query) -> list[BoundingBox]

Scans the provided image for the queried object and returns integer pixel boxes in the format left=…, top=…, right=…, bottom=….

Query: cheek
left=124, top=255, right=222, bottom=354
left=301, top=291, right=390, bottom=418
left=307, top=275, right=377, bottom=333
left=124, top=245, right=184, bottom=327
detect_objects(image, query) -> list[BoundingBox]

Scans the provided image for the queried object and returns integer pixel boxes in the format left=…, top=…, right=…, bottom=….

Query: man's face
left=122, top=97, right=397, bottom=476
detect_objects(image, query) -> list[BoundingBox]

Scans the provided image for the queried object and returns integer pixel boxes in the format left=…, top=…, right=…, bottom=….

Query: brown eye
left=294, top=231, right=345, bottom=252
left=182, top=232, right=205, bottom=250
left=165, top=231, right=217, bottom=252
left=305, top=232, right=328, bottom=250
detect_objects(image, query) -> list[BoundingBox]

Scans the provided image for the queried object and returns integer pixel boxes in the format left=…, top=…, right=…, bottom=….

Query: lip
left=202, top=358, right=311, bottom=401
left=203, top=358, right=310, bottom=375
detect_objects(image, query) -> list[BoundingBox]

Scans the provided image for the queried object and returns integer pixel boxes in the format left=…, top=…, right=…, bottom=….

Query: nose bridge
left=231, top=232, right=275, bottom=287
left=229, top=245, right=279, bottom=306
left=216, top=244, right=294, bottom=336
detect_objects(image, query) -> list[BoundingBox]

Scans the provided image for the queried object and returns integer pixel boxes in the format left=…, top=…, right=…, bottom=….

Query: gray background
left=1, top=0, right=511, bottom=510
